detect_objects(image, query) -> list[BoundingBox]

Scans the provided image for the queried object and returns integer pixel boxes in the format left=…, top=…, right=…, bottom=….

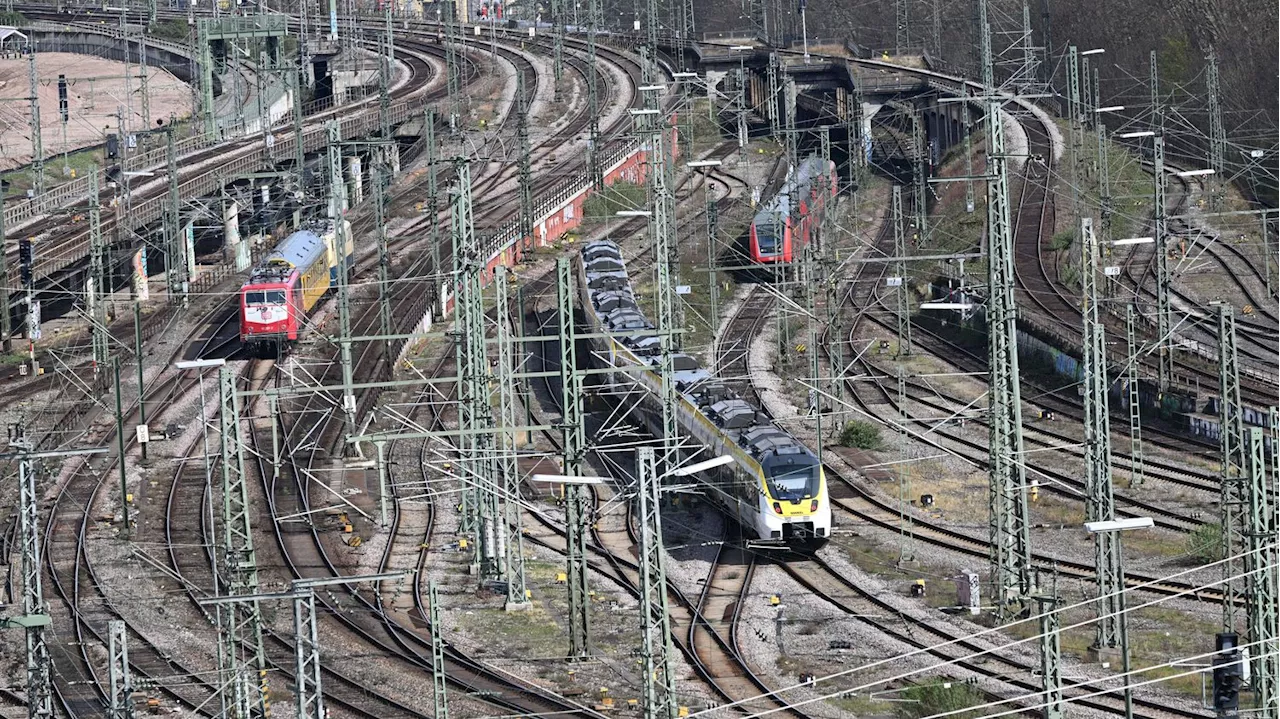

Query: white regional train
left=577, top=240, right=832, bottom=549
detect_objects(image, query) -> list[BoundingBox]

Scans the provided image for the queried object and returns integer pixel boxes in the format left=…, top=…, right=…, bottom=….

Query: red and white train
left=239, top=220, right=353, bottom=350
left=747, top=156, right=839, bottom=264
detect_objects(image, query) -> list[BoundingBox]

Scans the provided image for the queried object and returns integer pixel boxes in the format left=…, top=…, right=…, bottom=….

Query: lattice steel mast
left=556, top=257, right=591, bottom=656
left=979, top=0, right=1032, bottom=612
left=1080, top=217, right=1122, bottom=652
left=637, top=447, right=678, bottom=719
left=217, top=367, right=270, bottom=719
left=1217, top=304, right=1244, bottom=631
left=983, top=0, right=1034, bottom=606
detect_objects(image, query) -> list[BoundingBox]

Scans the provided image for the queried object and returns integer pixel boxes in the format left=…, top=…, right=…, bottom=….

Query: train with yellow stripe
left=239, top=220, right=353, bottom=351
left=577, top=240, right=831, bottom=549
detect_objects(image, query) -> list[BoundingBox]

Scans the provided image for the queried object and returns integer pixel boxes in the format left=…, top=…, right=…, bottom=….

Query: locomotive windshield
left=764, top=457, right=820, bottom=500
left=756, top=218, right=782, bottom=255
left=246, top=290, right=287, bottom=305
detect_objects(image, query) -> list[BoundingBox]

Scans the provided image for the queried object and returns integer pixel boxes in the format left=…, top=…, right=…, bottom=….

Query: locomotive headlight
left=772, top=502, right=782, bottom=515
left=810, top=500, right=818, bottom=513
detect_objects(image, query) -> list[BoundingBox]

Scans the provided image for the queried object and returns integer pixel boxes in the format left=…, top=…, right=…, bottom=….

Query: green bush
left=1059, top=263, right=1080, bottom=289
left=839, top=420, right=883, bottom=450
left=148, top=18, right=191, bottom=41
left=1050, top=230, right=1074, bottom=251
left=1185, top=522, right=1224, bottom=564
left=895, top=681, right=984, bottom=719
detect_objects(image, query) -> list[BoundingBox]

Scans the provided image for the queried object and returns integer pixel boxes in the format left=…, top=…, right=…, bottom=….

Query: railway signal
left=1212, top=632, right=1243, bottom=716
left=18, top=238, right=33, bottom=286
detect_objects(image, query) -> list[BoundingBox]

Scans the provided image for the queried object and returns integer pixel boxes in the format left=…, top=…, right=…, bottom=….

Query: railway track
left=205, top=26, right=657, bottom=719
left=807, top=119, right=1237, bottom=609
left=775, top=554, right=1208, bottom=718
left=10, top=21, right=641, bottom=717
left=515, top=257, right=818, bottom=719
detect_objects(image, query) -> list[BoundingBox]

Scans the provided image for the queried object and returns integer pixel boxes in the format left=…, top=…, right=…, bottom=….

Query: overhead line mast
left=978, top=0, right=1033, bottom=614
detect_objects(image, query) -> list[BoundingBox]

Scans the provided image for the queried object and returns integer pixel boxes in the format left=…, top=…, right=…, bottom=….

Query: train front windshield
left=756, top=219, right=782, bottom=255
left=766, top=459, right=820, bottom=500
left=245, top=290, right=287, bottom=306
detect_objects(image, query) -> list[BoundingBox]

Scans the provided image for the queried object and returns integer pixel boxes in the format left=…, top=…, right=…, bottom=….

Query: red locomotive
left=747, top=156, right=838, bottom=263
left=239, top=220, right=352, bottom=350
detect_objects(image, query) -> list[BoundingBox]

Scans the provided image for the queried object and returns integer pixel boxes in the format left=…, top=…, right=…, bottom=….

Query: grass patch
left=1052, top=118, right=1155, bottom=243
left=839, top=420, right=884, bottom=450
left=459, top=603, right=566, bottom=656
left=2, top=147, right=107, bottom=201
left=895, top=680, right=984, bottom=719
left=582, top=180, right=646, bottom=222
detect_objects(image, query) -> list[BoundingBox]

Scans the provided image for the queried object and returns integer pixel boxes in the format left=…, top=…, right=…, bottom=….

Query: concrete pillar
left=388, top=144, right=401, bottom=176
left=224, top=199, right=249, bottom=271
left=347, top=155, right=363, bottom=204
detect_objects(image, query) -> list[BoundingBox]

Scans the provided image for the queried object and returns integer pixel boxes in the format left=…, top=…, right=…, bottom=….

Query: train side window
left=245, top=291, right=266, bottom=305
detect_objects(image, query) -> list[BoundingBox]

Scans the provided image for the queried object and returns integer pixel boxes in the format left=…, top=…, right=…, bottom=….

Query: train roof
left=250, top=229, right=327, bottom=284
left=580, top=244, right=819, bottom=469
left=752, top=155, right=834, bottom=224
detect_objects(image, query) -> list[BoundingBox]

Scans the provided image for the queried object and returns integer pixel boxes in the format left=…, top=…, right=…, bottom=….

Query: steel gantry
left=0, top=185, right=8, bottom=352
left=451, top=159, right=500, bottom=578
left=374, top=164, right=393, bottom=345
left=1244, top=427, right=1278, bottom=716
left=1217, top=303, right=1245, bottom=632
left=88, top=170, right=111, bottom=372
left=327, top=121, right=357, bottom=440
left=1124, top=305, right=1144, bottom=487
left=586, top=0, right=603, bottom=191
left=1036, top=590, right=1064, bottom=719
left=444, top=1, right=462, bottom=132
left=291, top=573, right=406, bottom=718
left=164, top=127, right=189, bottom=308
left=1066, top=45, right=1085, bottom=230
left=1206, top=48, right=1226, bottom=212
left=26, top=47, right=45, bottom=198
left=979, top=0, right=1033, bottom=613
left=1152, top=137, right=1172, bottom=390
left=217, top=366, right=270, bottom=719
left=894, top=0, right=909, bottom=55
left=1080, top=218, right=1122, bottom=653
left=493, top=267, right=529, bottom=609
left=429, top=581, right=450, bottom=719
left=551, top=0, right=565, bottom=103
left=517, top=74, right=535, bottom=255
left=16, top=446, right=54, bottom=719
left=556, top=257, right=591, bottom=657
left=892, top=185, right=912, bottom=356
left=423, top=109, right=442, bottom=311
left=636, top=446, right=678, bottom=719
left=636, top=67, right=681, bottom=470
left=107, top=620, right=135, bottom=719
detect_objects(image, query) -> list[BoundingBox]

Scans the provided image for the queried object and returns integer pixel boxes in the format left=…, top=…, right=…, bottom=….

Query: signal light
left=18, top=238, right=33, bottom=287
left=1212, top=632, right=1242, bottom=715
left=57, top=74, right=68, bottom=123
left=772, top=502, right=782, bottom=515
